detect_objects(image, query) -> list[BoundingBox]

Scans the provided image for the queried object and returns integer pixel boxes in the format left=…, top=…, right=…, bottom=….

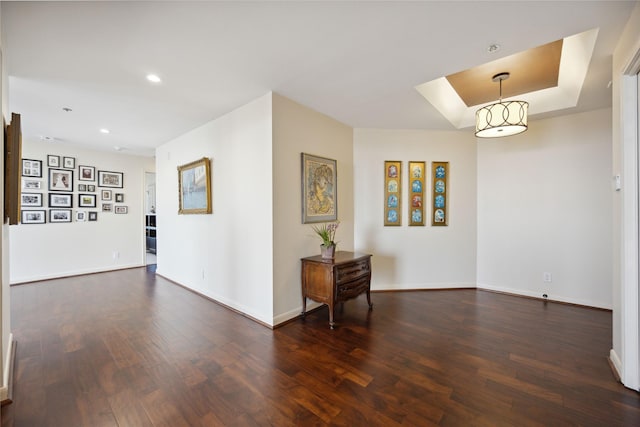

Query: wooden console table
left=300, top=251, right=373, bottom=329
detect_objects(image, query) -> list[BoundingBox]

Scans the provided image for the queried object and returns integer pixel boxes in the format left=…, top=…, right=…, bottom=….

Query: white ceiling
left=2, top=1, right=636, bottom=156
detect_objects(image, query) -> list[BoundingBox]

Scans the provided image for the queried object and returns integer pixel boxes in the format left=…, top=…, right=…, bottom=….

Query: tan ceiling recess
left=446, top=39, right=563, bottom=107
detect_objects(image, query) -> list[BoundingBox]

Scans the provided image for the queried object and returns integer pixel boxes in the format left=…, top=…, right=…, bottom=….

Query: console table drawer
left=337, top=276, right=370, bottom=300
left=336, top=259, right=370, bottom=284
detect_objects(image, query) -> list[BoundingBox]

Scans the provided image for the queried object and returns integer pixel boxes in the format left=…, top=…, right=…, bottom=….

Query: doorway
left=145, top=172, right=157, bottom=266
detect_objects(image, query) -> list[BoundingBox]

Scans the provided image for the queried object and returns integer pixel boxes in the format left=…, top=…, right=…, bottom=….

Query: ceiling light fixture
left=487, top=43, right=500, bottom=53
left=146, top=74, right=161, bottom=83
left=100, top=128, right=110, bottom=134
left=475, top=72, right=529, bottom=138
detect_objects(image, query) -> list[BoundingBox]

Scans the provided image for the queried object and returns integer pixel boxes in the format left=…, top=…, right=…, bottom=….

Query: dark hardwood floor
left=1, top=267, right=639, bottom=426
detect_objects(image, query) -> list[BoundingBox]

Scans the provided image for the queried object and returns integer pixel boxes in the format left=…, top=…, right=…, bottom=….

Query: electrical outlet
left=543, top=272, right=552, bottom=283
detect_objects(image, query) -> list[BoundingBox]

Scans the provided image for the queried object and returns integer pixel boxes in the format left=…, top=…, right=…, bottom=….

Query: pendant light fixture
left=475, top=72, right=529, bottom=138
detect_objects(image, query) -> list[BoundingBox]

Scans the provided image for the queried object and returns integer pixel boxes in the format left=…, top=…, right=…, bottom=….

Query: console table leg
left=329, top=302, right=335, bottom=329
left=301, top=297, right=307, bottom=318
left=366, top=290, right=373, bottom=310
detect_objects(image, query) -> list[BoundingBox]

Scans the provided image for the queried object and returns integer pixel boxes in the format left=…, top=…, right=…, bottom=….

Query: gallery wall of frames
left=384, top=160, right=449, bottom=227
left=20, top=155, right=128, bottom=225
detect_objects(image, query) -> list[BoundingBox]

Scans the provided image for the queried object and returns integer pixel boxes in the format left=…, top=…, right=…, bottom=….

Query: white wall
left=477, top=108, right=613, bottom=308
left=10, top=139, right=153, bottom=283
left=156, top=93, right=274, bottom=325
left=272, top=94, right=354, bottom=324
left=353, top=129, right=477, bottom=290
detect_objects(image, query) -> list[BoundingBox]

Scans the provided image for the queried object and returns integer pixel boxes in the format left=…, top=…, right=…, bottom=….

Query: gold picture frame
left=408, top=161, right=425, bottom=226
left=431, top=161, right=449, bottom=226
left=384, top=160, right=402, bottom=226
left=301, top=153, right=337, bottom=223
left=178, top=157, right=212, bottom=215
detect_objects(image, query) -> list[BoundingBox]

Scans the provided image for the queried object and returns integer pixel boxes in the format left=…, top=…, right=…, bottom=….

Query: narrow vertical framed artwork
left=384, top=161, right=402, bottom=226
left=301, top=153, right=337, bottom=223
left=431, top=161, right=449, bottom=226
left=408, top=161, right=425, bottom=226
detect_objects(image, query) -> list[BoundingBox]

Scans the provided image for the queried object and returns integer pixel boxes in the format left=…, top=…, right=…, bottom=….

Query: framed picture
left=115, top=193, right=124, bottom=203
left=114, top=205, right=128, bottom=214
left=101, top=189, right=112, bottom=201
left=88, top=184, right=96, bottom=192
left=384, top=160, right=402, bottom=226
left=21, top=193, right=43, bottom=207
left=78, top=194, right=97, bottom=208
left=78, top=165, right=95, bottom=181
left=408, top=161, right=425, bottom=226
left=432, top=162, right=449, bottom=226
left=63, top=157, right=76, bottom=169
left=88, top=211, right=98, bottom=221
left=301, top=153, right=337, bottom=223
left=22, top=159, right=42, bottom=178
left=76, top=211, right=87, bottom=222
left=78, top=184, right=87, bottom=192
left=5, top=113, right=21, bottom=225
left=22, top=179, right=42, bottom=190
left=49, top=168, right=73, bottom=192
left=21, top=210, right=45, bottom=224
left=102, top=203, right=112, bottom=212
left=47, top=155, right=60, bottom=167
left=178, top=157, right=212, bottom=215
left=49, top=209, right=72, bottom=223
left=98, top=170, right=123, bottom=188
left=48, top=193, right=73, bottom=208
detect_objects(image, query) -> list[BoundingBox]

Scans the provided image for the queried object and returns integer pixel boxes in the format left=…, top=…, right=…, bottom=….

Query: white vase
left=320, top=244, right=336, bottom=259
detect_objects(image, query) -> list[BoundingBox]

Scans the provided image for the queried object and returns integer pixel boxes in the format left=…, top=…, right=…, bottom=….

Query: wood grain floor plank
left=2, top=267, right=639, bottom=426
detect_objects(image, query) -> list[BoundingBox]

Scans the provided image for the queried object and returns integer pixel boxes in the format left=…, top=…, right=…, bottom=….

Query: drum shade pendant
left=475, top=72, right=529, bottom=138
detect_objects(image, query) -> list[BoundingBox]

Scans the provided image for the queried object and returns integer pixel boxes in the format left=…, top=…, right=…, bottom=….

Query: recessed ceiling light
left=100, top=128, right=110, bottom=134
left=146, top=74, right=161, bottom=83
left=40, top=135, right=55, bottom=142
left=62, top=107, right=72, bottom=112
left=487, top=44, right=501, bottom=53
left=114, top=146, right=123, bottom=151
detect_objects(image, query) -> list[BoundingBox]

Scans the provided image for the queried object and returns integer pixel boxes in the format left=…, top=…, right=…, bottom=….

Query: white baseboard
left=610, top=348, right=623, bottom=381
left=273, top=301, right=323, bottom=326
left=371, top=282, right=476, bottom=291
left=10, top=263, right=144, bottom=285
left=1, top=333, right=15, bottom=403
left=477, top=283, right=611, bottom=310
left=155, top=272, right=273, bottom=327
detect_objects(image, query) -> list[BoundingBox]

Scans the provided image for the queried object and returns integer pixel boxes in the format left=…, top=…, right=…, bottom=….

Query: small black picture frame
left=49, top=168, right=74, bottom=192
left=21, top=210, right=46, bottom=224
left=78, top=165, right=95, bottom=181
left=22, top=159, right=42, bottom=178
left=98, top=170, right=124, bottom=188
left=48, top=192, right=73, bottom=208
left=21, top=193, right=43, bottom=207
left=47, top=155, right=60, bottom=168
left=49, top=209, right=72, bottom=223
left=63, top=156, right=76, bottom=169
left=78, top=193, right=97, bottom=208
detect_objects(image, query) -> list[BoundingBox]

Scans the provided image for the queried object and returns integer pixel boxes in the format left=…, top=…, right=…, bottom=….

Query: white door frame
left=620, top=49, right=640, bottom=391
